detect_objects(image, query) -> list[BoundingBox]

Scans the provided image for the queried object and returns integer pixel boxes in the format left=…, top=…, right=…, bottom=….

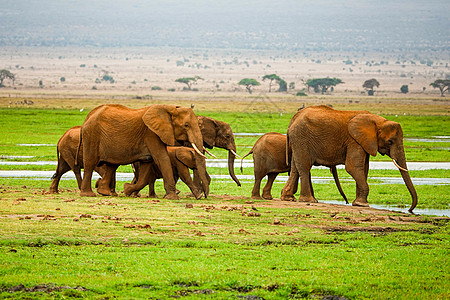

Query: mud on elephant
left=78, top=104, right=209, bottom=199
left=241, top=132, right=347, bottom=202
left=123, top=146, right=210, bottom=199
left=281, top=105, right=417, bottom=213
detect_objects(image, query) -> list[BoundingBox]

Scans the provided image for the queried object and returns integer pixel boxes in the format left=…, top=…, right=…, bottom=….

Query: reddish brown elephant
left=197, top=116, right=241, bottom=186
left=242, top=132, right=347, bottom=201
left=49, top=126, right=116, bottom=195
left=281, top=105, right=417, bottom=213
left=124, top=146, right=210, bottom=199
left=78, top=104, right=208, bottom=199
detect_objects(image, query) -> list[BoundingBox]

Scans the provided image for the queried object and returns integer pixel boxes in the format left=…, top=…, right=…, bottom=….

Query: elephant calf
left=241, top=132, right=347, bottom=202
left=49, top=126, right=115, bottom=195
left=123, top=146, right=210, bottom=199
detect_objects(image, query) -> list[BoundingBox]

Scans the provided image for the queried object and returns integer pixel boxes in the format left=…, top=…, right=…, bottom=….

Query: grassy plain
left=0, top=98, right=448, bottom=299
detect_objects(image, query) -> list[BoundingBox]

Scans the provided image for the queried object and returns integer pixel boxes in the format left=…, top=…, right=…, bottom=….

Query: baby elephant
left=123, top=146, right=210, bottom=199
left=49, top=126, right=115, bottom=195
left=241, top=132, right=348, bottom=202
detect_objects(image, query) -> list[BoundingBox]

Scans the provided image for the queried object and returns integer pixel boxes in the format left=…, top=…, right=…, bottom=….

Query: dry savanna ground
left=0, top=46, right=448, bottom=113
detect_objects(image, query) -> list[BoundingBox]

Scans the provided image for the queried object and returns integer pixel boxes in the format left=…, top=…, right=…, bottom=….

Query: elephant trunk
left=228, top=150, right=241, bottom=187
left=392, top=147, right=417, bottom=213
left=189, top=130, right=210, bottom=198
left=195, top=155, right=210, bottom=198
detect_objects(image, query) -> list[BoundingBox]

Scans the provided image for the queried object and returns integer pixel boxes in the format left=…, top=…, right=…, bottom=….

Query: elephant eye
left=387, top=140, right=393, bottom=146
left=184, top=123, right=190, bottom=128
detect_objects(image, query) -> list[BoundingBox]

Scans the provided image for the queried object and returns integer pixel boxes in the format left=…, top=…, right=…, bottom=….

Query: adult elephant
left=241, top=132, right=347, bottom=202
left=78, top=104, right=208, bottom=199
left=197, top=116, right=241, bottom=186
left=280, top=105, right=417, bottom=213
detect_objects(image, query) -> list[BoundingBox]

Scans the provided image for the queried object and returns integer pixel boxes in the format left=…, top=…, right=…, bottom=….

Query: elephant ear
left=142, top=105, right=176, bottom=146
left=198, top=116, right=217, bottom=148
left=176, top=147, right=196, bottom=169
left=348, top=114, right=380, bottom=157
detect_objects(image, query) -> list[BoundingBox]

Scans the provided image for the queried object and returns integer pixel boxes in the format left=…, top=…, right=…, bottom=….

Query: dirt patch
left=4, top=283, right=88, bottom=293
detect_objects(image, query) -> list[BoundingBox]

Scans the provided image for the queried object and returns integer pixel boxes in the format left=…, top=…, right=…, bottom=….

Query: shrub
left=296, top=91, right=307, bottom=96
left=151, top=86, right=162, bottom=91
left=400, top=85, right=409, bottom=94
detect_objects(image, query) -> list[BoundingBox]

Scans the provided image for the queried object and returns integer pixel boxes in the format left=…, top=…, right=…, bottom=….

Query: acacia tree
left=0, top=69, right=15, bottom=87
left=238, top=78, right=260, bottom=94
left=363, top=78, right=380, bottom=96
left=306, top=77, right=343, bottom=94
left=262, top=74, right=287, bottom=92
left=430, top=79, right=450, bottom=97
left=175, top=76, right=203, bottom=90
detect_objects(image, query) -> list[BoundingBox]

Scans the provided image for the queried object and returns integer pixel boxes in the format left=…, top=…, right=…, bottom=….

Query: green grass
left=0, top=182, right=448, bottom=299
left=0, top=106, right=449, bottom=299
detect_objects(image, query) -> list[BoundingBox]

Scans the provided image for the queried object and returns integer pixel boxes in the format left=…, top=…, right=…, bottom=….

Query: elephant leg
left=49, top=159, right=71, bottom=194
left=346, top=152, right=370, bottom=207
left=80, top=164, right=96, bottom=197
left=178, top=167, right=202, bottom=200
left=144, top=136, right=178, bottom=199
left=124, top=162, right=152, bottom=197
left=281, top=160, right=299, bottom=201
left=97, top=164, right=117, bottom=196
left=147, top=171, right=158, bottom=198
left=297, top=159, right=317, bottom=203
left=262, top=173, right=277, bottom=200
left=251, top=173, right=264, bottom=199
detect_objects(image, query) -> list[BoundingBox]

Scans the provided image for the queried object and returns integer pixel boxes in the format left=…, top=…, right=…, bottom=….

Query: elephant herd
left=49, top=104, right=417, bottom=213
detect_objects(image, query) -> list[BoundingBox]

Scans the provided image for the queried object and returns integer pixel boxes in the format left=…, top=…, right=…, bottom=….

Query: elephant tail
left=330, top=166, right=348, bottom=204
left=286, top=133, right=291, bottom=166
left=240, top=149, right=253, bottom=173
left=75, top=127, right=82, bottom=167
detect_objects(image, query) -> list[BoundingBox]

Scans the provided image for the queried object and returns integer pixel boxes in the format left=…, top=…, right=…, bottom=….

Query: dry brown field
left=0, top=46, right=448, bottom=114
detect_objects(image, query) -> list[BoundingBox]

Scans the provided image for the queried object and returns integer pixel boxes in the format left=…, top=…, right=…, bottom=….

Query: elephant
left=241, top=132, right=348, bottom=202
left=123, top=146, right=210, bottom=199
left=49, top=126, right=116, bottom=195
left=78, top=104, right=208, bottom=199
left=197, top=115, right=241, bottom=186
left=280, top=105, right=417, bottom=213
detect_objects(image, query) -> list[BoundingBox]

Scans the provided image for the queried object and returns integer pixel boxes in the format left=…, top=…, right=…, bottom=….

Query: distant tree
left=363, top=78, right=380, bottom=96
left=400, top=85, right=409, bottom=94
left=60, top=77, right=66, bottom=82
left=175, top=76, right=203, bottom=90
left=306, top=77, right=343, bottom=94
left=262, top=74, right=280, bottom=92
left=238, top=78, right=260, bottom=94
left=289, top=82, right=295, bottom=90
left=430, top=79, right=450, bottom=97
left=278, top=79, right=287, bottom=92
left=0, top=69, right=15, bottom=87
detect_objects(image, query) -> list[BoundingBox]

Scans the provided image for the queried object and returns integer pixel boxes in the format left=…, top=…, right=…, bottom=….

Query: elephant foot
left=164, top=192, right=180, bottom=200
left=80, top=190, right=96, bottom=197
left=123, top=183, right=136, bottom=197
left=352, top=198, right=370, bottom=207
left=110, top=190, right=118, bottom=197
left=251, top=194, right=262, bottom=200
left=97, top=187, right=114, bottom=196
left=262, top=194, right=273, bottom=200
left=280, top=192, right=296, bottom=201
left=48, top=189, right=58, bottom=194
left=298, top=196, right=318, bottom=203
left=147, top=193, right=156, bottom=198
left=193, top=190, right=203, bottom=200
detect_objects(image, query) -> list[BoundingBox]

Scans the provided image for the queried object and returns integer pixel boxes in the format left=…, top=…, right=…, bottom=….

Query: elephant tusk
left=203, top=147, right=217, bottom=158
left=192, top=143, right=207, bottom=159
left=393, top=159, right=408, bottom=172
left=230, top=149, right=241, bottom=158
